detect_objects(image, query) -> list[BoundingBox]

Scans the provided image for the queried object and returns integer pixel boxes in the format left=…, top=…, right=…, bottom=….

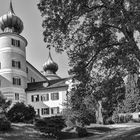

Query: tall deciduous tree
left=38, top=0, right=140, bottom=121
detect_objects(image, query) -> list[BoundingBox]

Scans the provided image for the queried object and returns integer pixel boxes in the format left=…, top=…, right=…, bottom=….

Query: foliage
left=76, top=126, right=88, bottom=137
left=104, top=117, right=114, bottom=125
left=125, top=114, right=132, bottom=122
left=112, top=111, right=119, bottom=124
left=0, top=118, right=11, bottom=131
left=35, top=116, right=66, bottom=138
left=38, top=0, right=140, bottom=120
left=0, top=93, right=11, bottom=131
left=0, top=93, right=11, bottom=114
left=119, top=115, right=125, bottom=123
left=7, top=102, right=36, bottom=123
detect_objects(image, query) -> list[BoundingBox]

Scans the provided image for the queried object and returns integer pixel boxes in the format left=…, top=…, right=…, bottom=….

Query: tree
left=37, top=0, right=140, bottom=119
left=7, top=102, right=36, bottom=123
left=0, top=93, right=11, bottom=131
left=0, top=92, right=11, bottom=114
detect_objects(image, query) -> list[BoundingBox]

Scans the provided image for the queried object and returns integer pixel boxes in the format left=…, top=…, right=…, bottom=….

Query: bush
left=75, top=126, right=88, bottom=137
left=7, top=102, right=36, bottom=123
left=112, top=112, right=119, bottom=124
left=0, top=118, right=11, bottom=131
left=119, top=115, right=125, bottom=123
left=125, top=114, right=132, bottom=122
left=104, top=117, right=114, bottom=125
left=35, top=116, right=66, bottom=139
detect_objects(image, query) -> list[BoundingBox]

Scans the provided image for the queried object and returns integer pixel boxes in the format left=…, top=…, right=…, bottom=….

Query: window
left=31, top=95, right=39, bottom=102
left=41, top=108, right=49, bottom=115
left=35, top=109, right=40, bottom=116
left=13, top=77, right=21, bottom=85
left=26, top=67, right=28, bottom=73
left=41, top=94, right=49, bottom=101
left=12, top=60, right=21, bottom=69
left=15, top=93, right=19, bottom=100
left=11, top=38, right=20, bottom=47
left=51, top=107, right=59, bottom=115
left=51, top=93, right=59, bottom=100
left=31, top=77, right=35, bottom=83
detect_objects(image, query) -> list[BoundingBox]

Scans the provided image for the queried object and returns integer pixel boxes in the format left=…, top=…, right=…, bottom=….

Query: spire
left=9, top=0, right=15, bottom=14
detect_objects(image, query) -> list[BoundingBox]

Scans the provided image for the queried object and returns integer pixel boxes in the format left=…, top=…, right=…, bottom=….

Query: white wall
left=27, top=87, right=67, bottom=117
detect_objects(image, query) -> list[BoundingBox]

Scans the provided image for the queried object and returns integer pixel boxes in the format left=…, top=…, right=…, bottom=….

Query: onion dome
left=0, top=1, right=23, bottom=34
left=43, top=50, right=58, bottom=74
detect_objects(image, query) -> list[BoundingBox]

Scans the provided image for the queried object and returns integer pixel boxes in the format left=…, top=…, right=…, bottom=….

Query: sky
left=0, top=0, right=69, bottom=78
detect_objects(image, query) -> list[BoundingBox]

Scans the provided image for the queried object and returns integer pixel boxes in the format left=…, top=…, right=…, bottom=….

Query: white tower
left=0, top=1, right=27, bottom=104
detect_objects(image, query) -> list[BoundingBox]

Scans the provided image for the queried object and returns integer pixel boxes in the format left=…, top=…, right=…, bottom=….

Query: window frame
left=31, top=95, right=39, bottom=102
left=41, top=108, right=49, bottom=115
left=41, top=94, right=49, bottom=101
left=15, top=93, right=19, bottom=100
left=13, top=77, right=21, bottom=85
left=51, top=92, right=59, bottom=100
left=12, top=60, right=21, bottom=69
left=11, top=38, right=20, bottom=47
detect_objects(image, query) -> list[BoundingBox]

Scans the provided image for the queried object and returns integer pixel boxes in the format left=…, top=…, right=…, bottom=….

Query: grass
left=0, top=123, right=140, bottom=140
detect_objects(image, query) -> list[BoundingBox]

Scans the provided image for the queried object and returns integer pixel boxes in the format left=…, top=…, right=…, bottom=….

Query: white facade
left=27, top=87, right=67, bottom=117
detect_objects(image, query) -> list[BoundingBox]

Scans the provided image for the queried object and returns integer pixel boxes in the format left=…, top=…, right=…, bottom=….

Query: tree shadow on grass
left=110, top=127, right=140, bottom=140
left=60, top=131, right=94, bottom=140
left=60, top=127, right=116, bottom=140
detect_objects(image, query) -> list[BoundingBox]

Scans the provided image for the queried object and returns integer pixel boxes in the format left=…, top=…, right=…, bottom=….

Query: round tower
left=0, top=1, right=27, bottom=104
left=43, top=48, right=60, bottom=80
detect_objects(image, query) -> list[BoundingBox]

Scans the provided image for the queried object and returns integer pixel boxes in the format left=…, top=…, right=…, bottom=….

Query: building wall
left=27, top=87, right=67, bottom=117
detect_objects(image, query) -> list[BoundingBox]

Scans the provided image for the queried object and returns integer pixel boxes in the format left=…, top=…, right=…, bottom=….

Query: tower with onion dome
left=43, top=48, right=60, bottom=80
left=0, top=1, right=28, bottom=104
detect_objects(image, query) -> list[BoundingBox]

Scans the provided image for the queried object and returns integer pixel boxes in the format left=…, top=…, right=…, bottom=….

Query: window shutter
left=31, top=95, right=34, bottom=102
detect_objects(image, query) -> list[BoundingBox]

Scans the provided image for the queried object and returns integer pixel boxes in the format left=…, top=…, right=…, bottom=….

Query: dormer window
left=11, top=38, right=20, bottom=47
left=12, top=60, right=21, bottom=69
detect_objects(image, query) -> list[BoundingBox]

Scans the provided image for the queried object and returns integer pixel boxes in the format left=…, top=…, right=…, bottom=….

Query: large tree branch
left=103, top=24, right=123, bottom=32
left=85, top=42, right=126, bottom=68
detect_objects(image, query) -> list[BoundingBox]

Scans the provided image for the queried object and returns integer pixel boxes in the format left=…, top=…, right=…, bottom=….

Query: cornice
left=0, top=32, right=27, bottom=47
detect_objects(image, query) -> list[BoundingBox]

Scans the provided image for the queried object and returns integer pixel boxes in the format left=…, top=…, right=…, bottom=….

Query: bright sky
left=0, top=0, right=69, bottom=78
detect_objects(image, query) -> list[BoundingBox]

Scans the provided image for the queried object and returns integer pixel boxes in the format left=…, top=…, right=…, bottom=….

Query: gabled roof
left=26, top=77, right=70, bottom=92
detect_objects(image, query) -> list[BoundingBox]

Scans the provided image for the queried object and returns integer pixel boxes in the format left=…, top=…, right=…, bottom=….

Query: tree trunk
left=96, top=100, right=103, bottom=124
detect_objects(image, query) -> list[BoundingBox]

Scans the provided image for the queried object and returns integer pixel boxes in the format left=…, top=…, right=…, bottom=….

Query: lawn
left=0, top=123, right=140, bottom=140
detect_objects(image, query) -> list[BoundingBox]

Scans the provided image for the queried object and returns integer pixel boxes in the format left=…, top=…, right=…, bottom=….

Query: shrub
left=125, top=114, right=132, bottom=122
left=104, top=117, right=114, bottom=125
left=7, top=102, right=36, bottom=123
left=119, top=115, right=125, bottom=123
left=0, top=118, right=11, bottom=131
left=35, top=116, right=66, bottom=139
left=112, top=112, right=119, bottom=124
left=75, top=126, right=88, bottom=137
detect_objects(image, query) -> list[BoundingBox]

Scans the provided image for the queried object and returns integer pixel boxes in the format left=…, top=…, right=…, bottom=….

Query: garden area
left=1, top=123, right=140, bottom=140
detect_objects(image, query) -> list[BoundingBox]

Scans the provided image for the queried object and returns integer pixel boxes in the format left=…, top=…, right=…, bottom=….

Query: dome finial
left=43, top=45, right=58, bottom=74
left=9, top=0, right=15, bottom=14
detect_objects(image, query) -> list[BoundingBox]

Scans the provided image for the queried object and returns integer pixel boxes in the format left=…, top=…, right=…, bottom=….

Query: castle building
left=0, top=1, right=69, bottom=117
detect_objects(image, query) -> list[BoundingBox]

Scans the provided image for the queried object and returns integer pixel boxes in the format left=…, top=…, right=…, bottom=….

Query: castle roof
left=26, top=78, right=70, bottom=92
